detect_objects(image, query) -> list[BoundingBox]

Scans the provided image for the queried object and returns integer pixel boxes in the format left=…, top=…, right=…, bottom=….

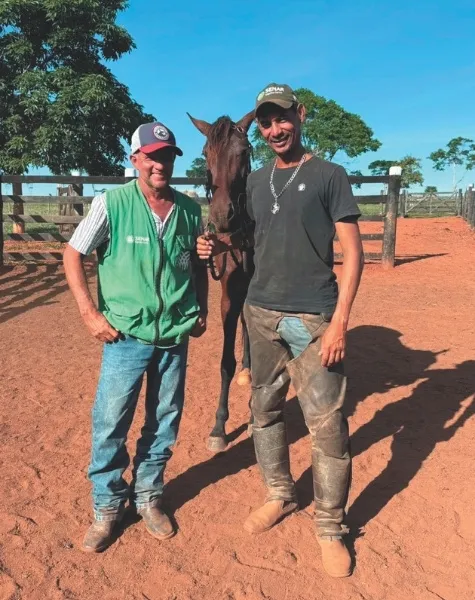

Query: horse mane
left=205, top=116, right=234, bottom=161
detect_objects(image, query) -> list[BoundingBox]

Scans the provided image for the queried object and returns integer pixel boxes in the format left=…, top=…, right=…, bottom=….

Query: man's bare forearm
left=332, top=221, right=364, bottom=330
left=63, top=245, right=97, bottom=316
left=332, top=248, right=364, bottom=329
left=64, top=245, right=122, bottom=342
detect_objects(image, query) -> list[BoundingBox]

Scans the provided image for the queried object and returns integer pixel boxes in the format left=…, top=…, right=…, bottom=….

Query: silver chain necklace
left=269, top=153, right=307, bottom=214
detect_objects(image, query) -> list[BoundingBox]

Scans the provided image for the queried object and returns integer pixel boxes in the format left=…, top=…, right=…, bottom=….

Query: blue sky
left=107, top=0, right=475, bottom=192
left=12, top=0, right=474, bottom=197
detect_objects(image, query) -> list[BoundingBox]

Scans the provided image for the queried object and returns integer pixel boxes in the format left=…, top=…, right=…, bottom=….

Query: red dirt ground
left=0, top=217, right=474, bottom=600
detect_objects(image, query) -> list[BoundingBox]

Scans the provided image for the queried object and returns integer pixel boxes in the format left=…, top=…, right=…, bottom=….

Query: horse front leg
left=237, top=312, right=254, bottom=437
left=207, top=295, right=240, bottom=453
left=236, top=312, right=252, bottom=387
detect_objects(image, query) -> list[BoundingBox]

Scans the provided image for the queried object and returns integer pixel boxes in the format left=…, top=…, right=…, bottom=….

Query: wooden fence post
left=69, top=182, right=84, bottom=215
left=0, top=175, right=3, bottom=268
left=457, top=188, right=463, bottom=216
left=468, top=186, right=475, bottom=228
left=59, top=172, right=84, bottom=234
left=465, top=186, right=472, bottom=223
left=12, top=181, right=25, bottom=234
left=382, top=166, right=402, bottom=269
left=58, top=185, right=69, bottom=234
left=400, top=189, right=407, bottom=217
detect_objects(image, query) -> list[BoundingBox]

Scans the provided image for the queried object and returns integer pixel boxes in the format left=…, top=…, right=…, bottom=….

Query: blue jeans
left=276, top=316, right=313, bottom=358
left=88, top=335, right=188, bottom=520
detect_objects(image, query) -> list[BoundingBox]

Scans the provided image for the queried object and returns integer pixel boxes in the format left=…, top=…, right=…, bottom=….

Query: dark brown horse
left=188, top=110, right=255, bottom=452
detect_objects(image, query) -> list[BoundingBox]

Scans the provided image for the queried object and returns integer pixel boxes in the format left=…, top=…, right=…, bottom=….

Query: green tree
left=185, top=157, right=207, bottom=188
left=0, top=0, right=154, bottom=175
left=251, top=88, right=381, bottom=166
left=424, top=185, right=438, bottom=193
left=429, top=137, right=475, bottom=190
left=368, top=156, right=424, bottom=189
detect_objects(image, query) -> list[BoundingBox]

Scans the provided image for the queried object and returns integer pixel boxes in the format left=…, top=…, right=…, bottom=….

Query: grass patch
left=359, top=203, right=384, bottom=216
left=2, top=202, right=90, bottom=235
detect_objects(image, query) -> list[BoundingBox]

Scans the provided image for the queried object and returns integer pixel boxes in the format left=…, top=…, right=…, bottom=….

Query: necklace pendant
left=271, top=202, right=280, bottom=215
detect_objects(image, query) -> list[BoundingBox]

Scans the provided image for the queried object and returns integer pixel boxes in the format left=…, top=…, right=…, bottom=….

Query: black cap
left=255, top=83, right=298, bottom=113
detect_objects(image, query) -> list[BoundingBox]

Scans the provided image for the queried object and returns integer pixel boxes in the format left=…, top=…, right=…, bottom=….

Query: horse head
left=187, top=110, right=254, bottom=233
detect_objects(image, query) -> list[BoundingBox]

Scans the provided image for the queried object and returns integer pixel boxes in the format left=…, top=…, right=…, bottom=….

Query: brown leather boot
left=138, top=504, right=175, bottom=540
left=244, top=500, right=298, bottom=534
left=317, top=536, right=352, bottom=578
left=81, top=519, right=118, bottom=553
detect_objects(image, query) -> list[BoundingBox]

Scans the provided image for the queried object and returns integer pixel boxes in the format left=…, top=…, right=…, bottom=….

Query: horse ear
left=236, top=110, right=255, bottom=133
left=187, top=113, right=211, bottom=137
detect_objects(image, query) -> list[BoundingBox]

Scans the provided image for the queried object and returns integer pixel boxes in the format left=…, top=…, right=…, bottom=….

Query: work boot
left=138, top=503, right=175, bottom=540
left=244, top=499, right=298, bottom=534
left=81, top=519, right=119, bottom=553
left=252, top=422, right=296, bottom=503
left=245, top=421, right=298, bottom=533
left=317, top=536, right=352, bottom=578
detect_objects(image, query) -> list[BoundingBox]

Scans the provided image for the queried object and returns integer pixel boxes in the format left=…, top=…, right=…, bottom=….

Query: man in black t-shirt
left=197, top=83, right=364, bottom=578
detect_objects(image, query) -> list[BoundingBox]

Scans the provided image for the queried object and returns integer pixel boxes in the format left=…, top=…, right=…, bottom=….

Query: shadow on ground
left=167, top=326, right=474, bottom=537
left=0, top=261, right=96, bottom=325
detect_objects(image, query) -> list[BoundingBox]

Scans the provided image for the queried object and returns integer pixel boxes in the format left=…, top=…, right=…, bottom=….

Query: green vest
left=97, top=180, right=202, bottom=346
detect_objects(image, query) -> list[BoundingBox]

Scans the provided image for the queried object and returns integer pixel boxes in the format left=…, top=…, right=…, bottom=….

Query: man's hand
left=196, top=234, right=226, bottom=260
left=319, top=321, right=346, bottom=367
left=81, top=308, right=122, bottom=343
left=190, top=314, right=207, bottom=338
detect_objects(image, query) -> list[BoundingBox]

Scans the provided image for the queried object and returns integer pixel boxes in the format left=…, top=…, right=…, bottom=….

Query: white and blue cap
left=130, top=122, right=183, bottom=156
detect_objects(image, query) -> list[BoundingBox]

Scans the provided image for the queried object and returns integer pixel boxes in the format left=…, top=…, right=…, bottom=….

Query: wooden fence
left=400, top=190, right=460, bottom=217
left=461, top=186, right=475, bottom=229
left=0, top=172, right=401, bottom=269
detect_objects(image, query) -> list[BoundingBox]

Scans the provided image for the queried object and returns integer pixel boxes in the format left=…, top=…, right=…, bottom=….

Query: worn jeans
left=88, top=335, right=188, bottom=520
left=244, top=303, right=350, bottom=537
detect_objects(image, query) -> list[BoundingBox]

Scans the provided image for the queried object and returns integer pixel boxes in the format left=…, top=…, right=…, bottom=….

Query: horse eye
left=235, top=126, right=245, bottom=134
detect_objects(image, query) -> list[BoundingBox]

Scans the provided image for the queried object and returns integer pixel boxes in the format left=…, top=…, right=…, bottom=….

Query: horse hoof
left=247, top=423, right=253, bottom=438
left=207, top=436, right=228, bottom=453
left=236, top=368, right=252, bottom=386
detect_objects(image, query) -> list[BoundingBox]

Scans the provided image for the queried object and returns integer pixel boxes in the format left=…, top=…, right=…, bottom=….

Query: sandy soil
left=0, top=217, right=474, bottom=600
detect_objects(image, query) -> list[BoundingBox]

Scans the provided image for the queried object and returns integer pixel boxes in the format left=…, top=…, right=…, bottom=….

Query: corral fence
left=0, top=171, right=401, bottom=269
left=400, top=188, right=475, bottom=226
left=460, top=186, right=475, bottom=229
left=401, top=190, right=460, bottom=217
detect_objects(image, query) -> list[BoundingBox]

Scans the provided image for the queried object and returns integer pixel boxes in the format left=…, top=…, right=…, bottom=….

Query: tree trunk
left=12, top=182, right=25, bottom=234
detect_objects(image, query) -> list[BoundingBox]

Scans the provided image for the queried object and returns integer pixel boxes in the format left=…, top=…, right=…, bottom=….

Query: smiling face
left=130, top=147, right=176, bottom=192
left=256, top=103, right=306, bottom=159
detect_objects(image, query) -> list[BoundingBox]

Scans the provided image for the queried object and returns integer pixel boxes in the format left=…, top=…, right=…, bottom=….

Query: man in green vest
left=63, top=121, right=208, bottom=553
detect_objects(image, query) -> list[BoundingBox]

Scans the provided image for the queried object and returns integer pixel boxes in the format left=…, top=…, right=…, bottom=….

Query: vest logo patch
left=298, top=183, right=306, bottom=191
left=176, top=250, right=191, bottom=272
left=126, top=235, right=150, bottom=244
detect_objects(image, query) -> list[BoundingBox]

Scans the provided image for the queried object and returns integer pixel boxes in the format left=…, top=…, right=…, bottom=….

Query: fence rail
left=0, top=173, right=401, bottom=268
left=2, top=195, right=95, bottom=204
left=1, top=175, right=205, bottom=186
left=4, top=215, right=84, bottom=224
